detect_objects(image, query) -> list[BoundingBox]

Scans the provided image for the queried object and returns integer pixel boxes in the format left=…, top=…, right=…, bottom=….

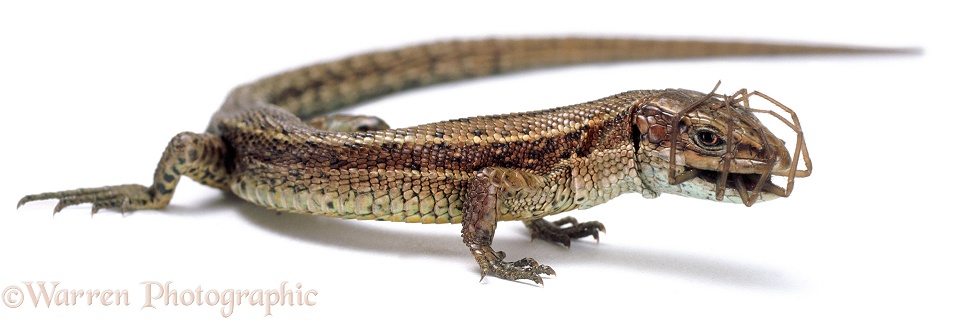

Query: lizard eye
left=693, top=128, right=725, bottom=151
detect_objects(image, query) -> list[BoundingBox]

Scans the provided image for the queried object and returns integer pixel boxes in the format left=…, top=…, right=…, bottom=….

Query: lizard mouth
left=666, top=164, right=789, bottom=207
left=696, top=170, right=787, bottom=200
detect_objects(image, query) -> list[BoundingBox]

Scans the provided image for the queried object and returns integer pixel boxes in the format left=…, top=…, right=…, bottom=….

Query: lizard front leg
left=18, top=132, right=230, bottom=213
left=462, top=167, right=571, bottom=285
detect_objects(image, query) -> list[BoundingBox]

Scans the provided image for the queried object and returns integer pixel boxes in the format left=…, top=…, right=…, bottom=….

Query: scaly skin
left=18, top=37, right=891, bottom=284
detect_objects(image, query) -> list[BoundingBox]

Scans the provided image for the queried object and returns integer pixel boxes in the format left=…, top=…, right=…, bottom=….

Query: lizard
left=16, top=37, right=899, bottom=285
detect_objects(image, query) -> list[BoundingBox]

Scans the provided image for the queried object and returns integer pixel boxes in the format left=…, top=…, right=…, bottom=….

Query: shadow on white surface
left=224, top=195, right=800, bottom=290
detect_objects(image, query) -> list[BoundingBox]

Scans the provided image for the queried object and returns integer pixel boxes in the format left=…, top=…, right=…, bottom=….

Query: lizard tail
left=231, top=37, right=914, bottom=120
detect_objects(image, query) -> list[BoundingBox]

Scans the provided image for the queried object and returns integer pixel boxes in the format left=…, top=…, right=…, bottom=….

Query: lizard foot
left=526, top=216, right=606, bottom=247
left=17, top=132, right=229, bottom=215
left=18, top=184, right=159, bottom=214
left=471, top=246, right=555, bottom=285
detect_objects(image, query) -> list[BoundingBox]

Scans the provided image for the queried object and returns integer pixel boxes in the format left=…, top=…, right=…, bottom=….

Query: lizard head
left=631, top=86, right=811, bottom=206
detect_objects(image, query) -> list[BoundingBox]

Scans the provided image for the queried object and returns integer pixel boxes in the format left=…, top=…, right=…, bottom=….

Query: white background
left=1, top=1, right=955, bottom=319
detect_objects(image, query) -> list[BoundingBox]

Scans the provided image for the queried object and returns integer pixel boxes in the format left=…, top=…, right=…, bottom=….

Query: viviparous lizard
left=17, top=37, right=899, bottom=284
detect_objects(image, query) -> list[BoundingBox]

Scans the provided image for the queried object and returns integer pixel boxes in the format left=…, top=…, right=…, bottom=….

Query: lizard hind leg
left=17, top=132, right=231, bottom=214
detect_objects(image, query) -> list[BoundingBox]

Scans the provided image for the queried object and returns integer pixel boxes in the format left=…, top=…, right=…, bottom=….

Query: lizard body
left=19, top=38, right=890, bottom=284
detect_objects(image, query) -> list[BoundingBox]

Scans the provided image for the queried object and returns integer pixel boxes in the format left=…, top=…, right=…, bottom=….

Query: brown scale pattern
left=222, top=90, right=648, bottom=223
